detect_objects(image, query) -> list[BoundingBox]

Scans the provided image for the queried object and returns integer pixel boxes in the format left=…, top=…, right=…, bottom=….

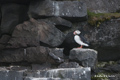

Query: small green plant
left=87, top=10, right=120, bottom=27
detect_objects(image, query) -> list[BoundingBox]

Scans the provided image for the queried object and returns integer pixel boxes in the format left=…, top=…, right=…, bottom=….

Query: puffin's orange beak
left=73, top=32, right=76, bottom=35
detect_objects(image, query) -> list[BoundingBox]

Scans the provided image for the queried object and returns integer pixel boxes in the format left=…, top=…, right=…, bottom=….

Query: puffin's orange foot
left=77, top=46, right=83, bottom=48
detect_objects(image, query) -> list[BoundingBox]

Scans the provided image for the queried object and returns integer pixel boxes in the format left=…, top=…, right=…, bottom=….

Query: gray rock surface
left=81, top=0, right=120, bottom=13
left=69, top=48, right=97, bottom=69
left=7, top=18, right=65, bottom=48
left=0, top=3, right=28, bottom=35
left=25, top=67, right=91, bottom=80
left=0, top=67, right=91, bottom=80
left=29, top=0, right=87, bottom=21
left=0, top=70, right=23, bottom=80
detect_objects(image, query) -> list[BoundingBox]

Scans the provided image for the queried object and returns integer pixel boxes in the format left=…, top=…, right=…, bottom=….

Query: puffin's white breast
left=74, top=35, right=89, bottom=46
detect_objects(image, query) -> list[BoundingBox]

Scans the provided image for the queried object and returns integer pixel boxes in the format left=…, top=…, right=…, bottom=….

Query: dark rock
left=0, top=0, right=32, bottom=4
left=29, top=0, right=87, bottom=22
left=81, top=0, right=120, bottom=13
left=32, top=63, right=51, bottom=70
left=0, top=48, right=25, bottom=62
left=69, top=48, right=97, bottom=69
left=0, top=70, right=23, bottom=80
left=0, top=35, right=10, bottom=50
left=0, top=3, right=29, bottom=35
left=58, top=62, right=81, bottom=68
left=7, top=18, right=65, bottom=48
left=41, top=17, right=72, bottom=31
left=25, top=67, right=91, bottom=80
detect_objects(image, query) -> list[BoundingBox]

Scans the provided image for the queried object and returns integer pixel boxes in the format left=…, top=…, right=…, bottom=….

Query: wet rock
left=0, top=70, right=23, bottom=80
left=0, top=35, right=10, bottom=50
left=29, top=0, right=87, bottom=22
left=25, top=67, right=91, bottom=80
left=58, top=62, right=81, bottom=68
left=7, top=18, right=65, bottom=48
left=0, top=3, right=29, bottom=35
left=69, top=48, right=97, bottom=69
left=81, top=0, right=120, bottom=13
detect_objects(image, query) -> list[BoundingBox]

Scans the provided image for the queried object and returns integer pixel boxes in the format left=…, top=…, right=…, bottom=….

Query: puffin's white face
left=73, top=30, right=81, bottom=35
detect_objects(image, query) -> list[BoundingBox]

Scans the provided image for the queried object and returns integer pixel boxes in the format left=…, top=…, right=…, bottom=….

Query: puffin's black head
left=73, top=30, right=81, bottom=35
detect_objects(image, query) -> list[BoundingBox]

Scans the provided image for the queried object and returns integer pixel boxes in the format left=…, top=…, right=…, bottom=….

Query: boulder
left=69, top=48, right=97, bottom=69
left=81, top=0, right=120, bottom=13
left=28, top=0, right=87, bottom=22
left=7, top=18, right=65, bottom=48
left=0, top=3, right=29, bottom=35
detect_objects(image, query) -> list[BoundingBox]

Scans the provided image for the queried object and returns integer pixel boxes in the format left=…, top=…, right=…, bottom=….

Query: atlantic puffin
left=63, top=30, right=89, bottom=56
left=73, top=30, right=89, bottom=48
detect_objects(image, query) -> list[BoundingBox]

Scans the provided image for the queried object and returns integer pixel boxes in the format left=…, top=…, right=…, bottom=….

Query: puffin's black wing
left=79, top=34, right=89, bottom=45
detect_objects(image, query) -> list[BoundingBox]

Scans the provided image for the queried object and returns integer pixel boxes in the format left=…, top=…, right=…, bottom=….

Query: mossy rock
left=87, top=10, right=120, bottom=27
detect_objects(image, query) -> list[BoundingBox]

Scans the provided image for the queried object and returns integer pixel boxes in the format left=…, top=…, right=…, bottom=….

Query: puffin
left=62, top=30, right=89, bottom=56
left=73, top=30, right=89, bottom=48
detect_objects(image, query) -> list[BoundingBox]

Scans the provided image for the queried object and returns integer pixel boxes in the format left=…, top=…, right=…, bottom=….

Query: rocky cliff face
left=0, top=0, right=120, bottom=80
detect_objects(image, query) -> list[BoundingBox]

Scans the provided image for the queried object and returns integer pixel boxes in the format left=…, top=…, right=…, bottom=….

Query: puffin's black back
left=62, top=32, right=79, bottom=56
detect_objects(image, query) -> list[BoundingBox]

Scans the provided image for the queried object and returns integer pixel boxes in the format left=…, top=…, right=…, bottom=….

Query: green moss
left=87, top=10, right=120, bottom=27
